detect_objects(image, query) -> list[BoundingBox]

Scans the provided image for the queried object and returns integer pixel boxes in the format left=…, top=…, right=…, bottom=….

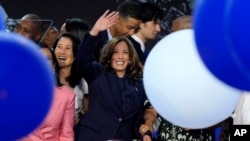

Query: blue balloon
left=0, top=5, right=5, bottom=30
left=225, top=0, right=250, bottom=80
left=0, top=31, right=54, bottom=140
left=193, top=0, right=250, bottom=90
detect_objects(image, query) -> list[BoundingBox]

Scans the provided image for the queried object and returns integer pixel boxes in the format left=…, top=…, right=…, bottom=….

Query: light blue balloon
left=143, top=29, right=241, bottom=129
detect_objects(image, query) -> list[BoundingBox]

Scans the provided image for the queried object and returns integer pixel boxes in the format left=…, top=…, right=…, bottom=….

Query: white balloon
left=143, top=29, right=241, bottom=129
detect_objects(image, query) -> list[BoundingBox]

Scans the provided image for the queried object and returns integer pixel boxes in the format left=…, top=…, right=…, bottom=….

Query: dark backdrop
left=1, top=0, right=193, bottom=51
left=1, top=0, right=120, bottom=28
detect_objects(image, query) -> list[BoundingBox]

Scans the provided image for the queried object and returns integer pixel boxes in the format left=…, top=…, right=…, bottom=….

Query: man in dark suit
left=91, top=1, right=143, bottom=61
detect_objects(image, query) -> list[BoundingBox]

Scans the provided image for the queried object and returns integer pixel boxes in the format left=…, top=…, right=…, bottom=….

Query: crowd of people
left=6, top=1, right=247, bottom=141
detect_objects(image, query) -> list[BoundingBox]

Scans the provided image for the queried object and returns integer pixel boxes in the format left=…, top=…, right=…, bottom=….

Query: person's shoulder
left=128, top=36, right=141, bottom=49
left=128, top=36, right=137, bottom=43
left=56, top=86, right=75, bottom=98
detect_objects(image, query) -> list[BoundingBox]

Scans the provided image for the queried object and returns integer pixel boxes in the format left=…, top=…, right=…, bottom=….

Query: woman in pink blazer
left=20, top=46, right=75, bottom=141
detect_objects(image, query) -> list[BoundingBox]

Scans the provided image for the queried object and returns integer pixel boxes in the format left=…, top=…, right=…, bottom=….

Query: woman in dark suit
left=74, top=10, right=150, bottom=141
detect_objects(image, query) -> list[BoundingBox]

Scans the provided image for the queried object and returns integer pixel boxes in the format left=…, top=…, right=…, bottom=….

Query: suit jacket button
left=118, top=118, right=122, bottom=122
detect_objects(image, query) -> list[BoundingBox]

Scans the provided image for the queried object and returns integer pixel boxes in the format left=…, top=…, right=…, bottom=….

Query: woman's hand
left=90, top=10, right=119, bottom=36
left=139, top=124, right=152, bottom=136
left=140, top=125, right=153, bottom=141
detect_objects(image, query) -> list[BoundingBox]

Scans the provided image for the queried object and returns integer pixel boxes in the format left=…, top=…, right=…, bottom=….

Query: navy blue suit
left=91, top=31, right=108, bottom=61
left=75, top=32, right=146, bottom=141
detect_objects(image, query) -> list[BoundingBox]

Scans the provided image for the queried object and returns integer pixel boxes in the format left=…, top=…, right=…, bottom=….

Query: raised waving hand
left=90, top=10, right=119, bottom=36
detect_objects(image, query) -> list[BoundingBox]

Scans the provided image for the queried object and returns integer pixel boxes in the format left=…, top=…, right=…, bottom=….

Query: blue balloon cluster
left=0, top=31, right=54, bottom=140
left=193, top=0, right=250, bottom=91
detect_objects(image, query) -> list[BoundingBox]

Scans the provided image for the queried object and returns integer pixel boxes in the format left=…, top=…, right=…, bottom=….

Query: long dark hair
left=65, top=18, right=90, bottom=41
left=53, top=32, right=82, bottom=88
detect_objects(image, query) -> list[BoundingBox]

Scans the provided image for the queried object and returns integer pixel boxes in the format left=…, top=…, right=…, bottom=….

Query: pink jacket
left=20, top=86, right=75, bottom=141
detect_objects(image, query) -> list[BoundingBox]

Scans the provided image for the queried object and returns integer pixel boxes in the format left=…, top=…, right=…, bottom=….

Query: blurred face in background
left=171, top=16, right=192, bottom=32
left=14, top=19, right=41, bottom=41
left=44, top=26, right=59, bottom=48
left=41, top=47, right=54, bottom=69
left=139, top=19, right=161, bottom=40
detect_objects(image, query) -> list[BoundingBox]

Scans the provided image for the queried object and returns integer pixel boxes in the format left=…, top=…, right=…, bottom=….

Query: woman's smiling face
left=54, top=37, right=74, bottom=68
left=111, top=41, right=130, bottom=77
